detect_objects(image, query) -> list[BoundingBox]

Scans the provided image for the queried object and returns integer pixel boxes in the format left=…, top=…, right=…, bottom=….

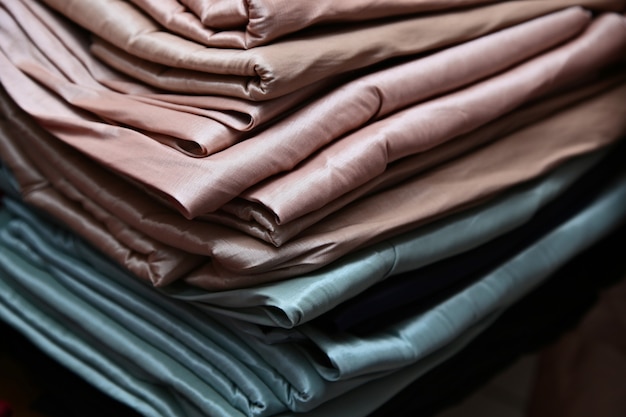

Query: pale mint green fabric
left=0, top=203, right=495, bottom=415
left=1, top=161, right=626, bottom=415
left=162, top=150, right=603, bottom=327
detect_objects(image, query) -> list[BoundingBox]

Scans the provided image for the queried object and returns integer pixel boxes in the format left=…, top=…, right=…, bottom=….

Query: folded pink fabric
left=232, top=11, right=623, bottom=233
left=43, top=0, right=626, bottom=99
left=0, top=11, right=624, bottom=222
left=1, top=80, right=624, bottom=288
left=210, top=72, right=626, bottom=246
left=131, top=0, right=498, bottom=48
left=0, top=0, right=330, bottom=157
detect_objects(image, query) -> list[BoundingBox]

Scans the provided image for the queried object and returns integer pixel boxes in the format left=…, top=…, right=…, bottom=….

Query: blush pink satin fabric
left=131, top=0, right=498, bottom=48
left=42, top=0, right=626, bottom=99
left=1, top=11, right=623, bottom=223
left=227, top=12, right=625, bottom=236
left=1, top=80, right=625, bottom=288
left=0, top=0, right=332, bottom=157
left=210, top=72, right=626, bottom=246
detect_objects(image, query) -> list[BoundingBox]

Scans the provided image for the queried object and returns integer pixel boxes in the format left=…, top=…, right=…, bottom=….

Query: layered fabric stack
left=0, top=0, right=625, bottom=416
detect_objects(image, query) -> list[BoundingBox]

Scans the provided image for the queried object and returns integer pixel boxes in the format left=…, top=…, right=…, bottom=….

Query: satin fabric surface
left=0, top=202, right=498, bottom=416
left=0, top=10, right=624, bottom=222
left=43, top=0, right=626, bottom=99
left=211, top=72, right=626, bottom=245
left=132, top=0, right=498, bottom=49
left=0, top=145, right=603, bottom=329
left=1, top=160, right=626, bottom=415
left=0, top=0, right=332, bottom=157
left=1, top=79, right=625, bottom=289
left=318, top=140, right=626, bottom=333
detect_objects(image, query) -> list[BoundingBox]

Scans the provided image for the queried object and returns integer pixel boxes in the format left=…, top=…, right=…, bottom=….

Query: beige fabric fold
left=1, top=80, right=625, bottom=288
left=131, top=0, right=498, bottom=49
left=43, top=0, right=626, bottom=99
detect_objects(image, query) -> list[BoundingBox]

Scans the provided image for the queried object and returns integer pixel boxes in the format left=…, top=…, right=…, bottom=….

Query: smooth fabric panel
left=44, top=0, right=626, bottom=99
left=1, top=165, right=625, bottom=413
left=209, top=71, right=625, bottom=245
left=294, top=170, right=626, bottom=380
left=369, top=223, right=626, bottom=417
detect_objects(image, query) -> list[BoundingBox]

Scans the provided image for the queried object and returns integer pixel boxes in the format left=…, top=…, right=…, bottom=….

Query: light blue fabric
left=0, top=203, right=496, bottom=414
left=162, top=150, right=603, bottom=327
left=2, top=166, right=626, bottom=416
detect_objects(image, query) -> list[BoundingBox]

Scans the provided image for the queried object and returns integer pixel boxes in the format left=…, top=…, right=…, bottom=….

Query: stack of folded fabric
left=0, top=0, right=625, bottom=416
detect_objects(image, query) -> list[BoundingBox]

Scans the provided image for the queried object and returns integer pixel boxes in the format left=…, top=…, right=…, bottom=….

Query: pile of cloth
left=0, top=0, right=625, bottom=416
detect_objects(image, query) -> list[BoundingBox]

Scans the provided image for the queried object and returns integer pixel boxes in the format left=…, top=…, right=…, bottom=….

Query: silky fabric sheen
left=213, top=72, right=626, bottom=246
left=0, top=0, right=332, bottom=157
left=1, top=166, right=625, bottom=412
left=317, top=141, right=625, bottom=333
left=1, top=81, right=625, bottom=288
left=43, top=0, right=626, bottom=99
left=370, top=224, right=626, bottom=417
left=292, top=172, right=626, bottom=381
left=133, top=0, right=498, bottom=49
left=0, top=146, right=603, bottom=329
left=162, top=151, right=605, bottom=327
left=0, top=13, right=624, bottom=223
left=0, top=204, right=496, bottom=415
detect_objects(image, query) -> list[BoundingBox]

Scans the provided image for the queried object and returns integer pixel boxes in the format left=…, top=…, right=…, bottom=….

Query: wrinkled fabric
left=0, top=145, right=603, bottom=328
left=2, top=161, right=626, bottom=393
left=318, top=140, right=625, bottom=333
left=213, top=71, right=626, bottom=245
left=43, top=0, right=626, bottom=99
left=1, top=12, right=624, bottom=222
left=294, top=171, right=626, bottom=381
left=0, top=204, right=495, bottom=415
left=233, top=13, right=626, bottom=228
left=0, top=0, right=331, bottom=157
left=163, top=151, right=605, bottom=327
left=370, top=223, right=626, bottom=417
left=132, top=0, right=498, bottom=49
left=1, top=80, right=625, bottom=288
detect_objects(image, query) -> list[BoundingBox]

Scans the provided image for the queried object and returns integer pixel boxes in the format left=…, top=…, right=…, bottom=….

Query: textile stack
left=1, top=0, right=625, bottom=416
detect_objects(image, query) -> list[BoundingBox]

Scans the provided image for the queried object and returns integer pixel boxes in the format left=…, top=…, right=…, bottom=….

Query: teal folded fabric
left=1, top=157, right=626, bottom=415
left=0, top=203, right=495, bottom=414
left=161, top=149, right=603, bottom=327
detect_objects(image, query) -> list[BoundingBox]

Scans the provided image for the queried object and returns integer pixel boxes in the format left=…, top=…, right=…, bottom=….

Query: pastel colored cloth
left=44, top=0, right=626, bottom=99
left=371, top=222, right=626, bottom=417
left=1, top=11, right=624, bottom=224
left=1, top=159, right=626, bottom=415
left=1, top=78, right=625, bottom=289
left=0, top=0, right=330, bottom=157
left=131, top=0, right=498, bottom=49
left=0, top=204, right=496, bottom=416
left=317, top=140, right=625, bottom=333
left=0, top=143, right=603, bottom=329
